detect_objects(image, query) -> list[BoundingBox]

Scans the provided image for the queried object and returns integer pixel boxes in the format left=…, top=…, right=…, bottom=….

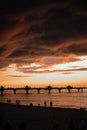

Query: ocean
left=0, top=89, right=87, bottom=109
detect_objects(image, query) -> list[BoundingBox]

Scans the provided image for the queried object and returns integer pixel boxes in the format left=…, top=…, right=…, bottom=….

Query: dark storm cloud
left=44, top=7, right=87, bottom=42
left=0, top=0, right=87, bottom=69
left=27, top=24, right=44, bottom=36
left=0, top=15, right=19, bottom=33
left=0, top=0, right=45, bottom=14
left=8, top=43, right=54, bottom=66
left=62, top=42, right=87, bottom=56
left=0, top=45, right=7, bottom=55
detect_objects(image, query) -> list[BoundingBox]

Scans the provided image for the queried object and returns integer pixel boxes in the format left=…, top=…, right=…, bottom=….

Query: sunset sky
left=0, top=0, right=87, bottom=88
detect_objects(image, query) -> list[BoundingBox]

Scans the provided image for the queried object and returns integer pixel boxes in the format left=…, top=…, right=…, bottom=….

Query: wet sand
left=0, top=102, right=87, bottom=130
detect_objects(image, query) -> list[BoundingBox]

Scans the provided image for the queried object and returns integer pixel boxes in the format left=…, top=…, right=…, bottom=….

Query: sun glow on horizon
left=0, top=56, right=87, bottom=88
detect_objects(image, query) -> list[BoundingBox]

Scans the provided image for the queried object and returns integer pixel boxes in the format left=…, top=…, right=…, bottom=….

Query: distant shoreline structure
left=0, top=85, right=87, bottom=95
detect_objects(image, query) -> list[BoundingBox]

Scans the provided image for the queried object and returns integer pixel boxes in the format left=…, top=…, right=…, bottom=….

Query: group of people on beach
left=44, top=101, right=53, bottom=107
left=6, top=99, right=53, bottom=107
left=6, top=99, right=20, bottom=105
left=29, top=101, right=53, bottom=107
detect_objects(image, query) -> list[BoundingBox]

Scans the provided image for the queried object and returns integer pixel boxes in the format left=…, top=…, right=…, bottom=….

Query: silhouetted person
left=6, top=99, right=11, bottom=103
left=4, top=120, right=12, bottom=130
left=38, top=104, right=40, bottom=107
left=8, top=99, right=11, bottom=103
left=29, top=103, right=33, bottom=107
left=6, top=99, right=9, bottom=103
left=50, top=101, right=53, bottom=107
left=16, top=100, right=20, bottom=105
left=18, top=100, right=20, bottom=105
left=44, top=101, right=47, bottom=107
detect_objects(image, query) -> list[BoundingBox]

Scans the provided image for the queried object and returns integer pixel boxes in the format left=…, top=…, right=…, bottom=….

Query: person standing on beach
left=50, top=101, right=53, bottom=107
left=44, top=101, right=47, bottom=107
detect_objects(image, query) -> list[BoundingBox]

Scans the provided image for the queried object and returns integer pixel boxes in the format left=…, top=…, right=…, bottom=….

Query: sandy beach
left=0, top=102, right=87, bottom=130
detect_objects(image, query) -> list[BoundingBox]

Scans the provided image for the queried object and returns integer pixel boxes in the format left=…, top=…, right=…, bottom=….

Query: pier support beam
left=13, top=88, right=17, bottom=94
left=25, top=86, right=31, bottom=94
left=48, top=89, right=51, bottom=94
left=77, top=88, right=80, bottom=92
left=81, top=88, right=83, bottom=92
left=0, top=90, right=3, bottom=95
left=58, top=88, right=62, bottom=93
left=47, top=85, right=52, bottom=94
left=0, top=86, right=4, bottom=95
left=68, top=89, right=71, bottom=93
left=66, top=85, right=72, bottom=93
left=26, top=90, right=29, bottom=94
left=37, top=88, right=41, bottom=94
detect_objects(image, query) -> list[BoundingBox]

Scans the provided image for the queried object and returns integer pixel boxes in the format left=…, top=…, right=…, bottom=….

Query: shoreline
left=0, top=102, right=87, bottom=130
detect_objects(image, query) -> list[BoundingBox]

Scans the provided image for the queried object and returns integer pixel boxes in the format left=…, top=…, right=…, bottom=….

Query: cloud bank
left=0, top=0, right=87, bottom=73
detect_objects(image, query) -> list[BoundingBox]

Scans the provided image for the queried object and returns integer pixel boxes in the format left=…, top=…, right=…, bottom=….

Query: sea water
left=0, top=89, right=87, bottom=109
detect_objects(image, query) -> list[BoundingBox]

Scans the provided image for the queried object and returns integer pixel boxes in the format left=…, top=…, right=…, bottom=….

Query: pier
left=0, top=85, right=87, bottom=95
